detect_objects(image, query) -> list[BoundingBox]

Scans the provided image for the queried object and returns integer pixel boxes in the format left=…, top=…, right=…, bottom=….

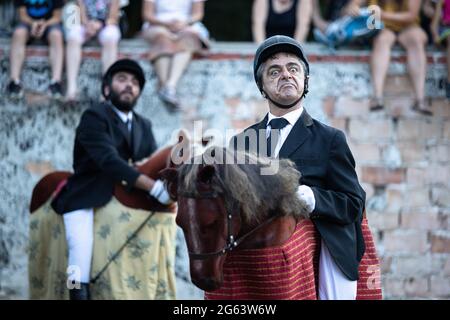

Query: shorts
left=142, top=21, right=210, bottom=49
left=15, top=22, right=64, bottom=44
left=65, top=23, right=121, bottom=45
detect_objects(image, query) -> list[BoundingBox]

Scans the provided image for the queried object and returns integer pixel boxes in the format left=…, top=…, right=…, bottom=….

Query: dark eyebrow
left=267, top=62, right=301, bottom=72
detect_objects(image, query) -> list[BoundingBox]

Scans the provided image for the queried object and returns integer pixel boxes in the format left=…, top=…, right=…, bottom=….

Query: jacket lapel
left=254, top=114, right=268, bottom=154
left=278, top=110, right=313, bottom=159
left=131, top=113, right=142, bottom=159
left=106, top=103, right=133, bottom=149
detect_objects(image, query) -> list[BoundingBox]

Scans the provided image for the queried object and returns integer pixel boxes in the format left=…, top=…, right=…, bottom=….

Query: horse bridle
left=179, top=190, right=278, bottom=260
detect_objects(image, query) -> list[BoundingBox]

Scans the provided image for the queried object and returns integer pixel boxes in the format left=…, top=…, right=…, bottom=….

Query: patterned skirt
left=28, top=197, right=177, bottom=300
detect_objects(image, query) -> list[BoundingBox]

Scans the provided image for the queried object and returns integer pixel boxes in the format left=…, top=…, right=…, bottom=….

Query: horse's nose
left=193, top=277, right=222, bottom=292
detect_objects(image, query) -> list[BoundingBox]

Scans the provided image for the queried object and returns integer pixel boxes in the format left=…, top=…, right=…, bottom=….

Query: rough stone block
left=349, top=119, right=393, bottom=141
left=383, top=230, right=429, bottom=253
left=361, top=166, right=406, bottom=185
left=430, top=276, right=450, bottom=297
left=397, top=119, right=442, bottom=141
left=334, top=96, right=369, bottom=118
left=431, top=232, right=450, bottom=253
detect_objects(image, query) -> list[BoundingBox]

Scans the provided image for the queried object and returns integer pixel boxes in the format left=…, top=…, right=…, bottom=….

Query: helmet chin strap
left=264, top=93, right=302, bottom=109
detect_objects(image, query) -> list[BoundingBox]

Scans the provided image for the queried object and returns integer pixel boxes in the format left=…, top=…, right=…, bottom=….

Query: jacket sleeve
left=76, top=109, right=141, bottom=186
left=309, top=130, right=365, bottom=225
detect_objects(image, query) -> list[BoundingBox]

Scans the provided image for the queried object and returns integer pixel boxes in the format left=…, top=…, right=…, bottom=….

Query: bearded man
left=51, top=59, right=172, bottom=299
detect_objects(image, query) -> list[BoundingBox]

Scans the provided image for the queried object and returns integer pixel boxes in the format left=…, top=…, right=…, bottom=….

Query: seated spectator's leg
left=46, top=25, right=64, bottom=84
left=65, top=25, right=86, bottom=100
left=9, top=24, right=30, bottom=83
left=398, top=26, right=429, bottom=112
left=370, top=29, right=396, bottom=106
left=446, top=35, right=450, bottom=98
left=98, top=24, right=121, bottom=74
left=178, top=28, right=202, bottom=52
left=165, top=51, right=192, bottom=92
left=164, top=28, right=199, bottom=91
left=142, top=26, right=176, bottom=88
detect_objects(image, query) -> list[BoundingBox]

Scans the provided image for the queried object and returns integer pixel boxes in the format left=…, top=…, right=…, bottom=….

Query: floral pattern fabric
left=28, top=197, right=177, bottom=300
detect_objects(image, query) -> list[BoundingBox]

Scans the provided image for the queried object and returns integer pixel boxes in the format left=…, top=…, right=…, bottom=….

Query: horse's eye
left=201, top=218, right=218, bottom=230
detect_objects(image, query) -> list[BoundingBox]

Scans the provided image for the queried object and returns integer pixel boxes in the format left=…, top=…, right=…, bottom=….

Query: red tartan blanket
left=205, top=218, right=382, bottom=300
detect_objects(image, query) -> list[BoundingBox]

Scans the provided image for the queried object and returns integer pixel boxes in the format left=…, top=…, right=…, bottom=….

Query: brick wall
left=0, top=39, right=448, bottom=299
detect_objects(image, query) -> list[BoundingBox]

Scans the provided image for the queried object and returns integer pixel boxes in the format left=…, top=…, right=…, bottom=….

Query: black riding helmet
left=102, top=59, right=146, bottom=99
left=253, top=35, right=310, bottom=104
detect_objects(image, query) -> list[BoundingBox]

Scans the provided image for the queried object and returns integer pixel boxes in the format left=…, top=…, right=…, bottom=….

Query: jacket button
left=121, top=180, right=127, bottom=186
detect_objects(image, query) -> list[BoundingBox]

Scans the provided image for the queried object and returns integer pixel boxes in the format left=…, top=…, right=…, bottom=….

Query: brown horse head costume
left=161, top=146, right=310, bottom=291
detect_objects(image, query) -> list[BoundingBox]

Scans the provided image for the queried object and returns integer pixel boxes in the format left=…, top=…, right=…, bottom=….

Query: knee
left=48, top=29, right=64, bottom=44
left=99, top=25, right=121, bottom=45
left=374, top=32, right=395, bottom=48
left=12, top=27, right=29, bottom=42
left=404, top=37, right=426, bottom=52
left=66, top=25, right=85, bottom=44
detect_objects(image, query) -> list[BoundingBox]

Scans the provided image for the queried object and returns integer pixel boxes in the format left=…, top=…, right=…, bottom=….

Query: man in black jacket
left=51, top=59, right=171, bottom=299
left=231, top=36, right=366, bottom=299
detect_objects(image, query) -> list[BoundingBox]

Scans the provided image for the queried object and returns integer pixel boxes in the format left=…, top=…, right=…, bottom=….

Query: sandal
left=370, top=97, right=385, bottom=111
left=411, top=99, right=433, bottom=116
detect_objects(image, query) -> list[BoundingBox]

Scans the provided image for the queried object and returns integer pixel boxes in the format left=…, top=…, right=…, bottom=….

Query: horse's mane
left=176, top=146, right=309, bottom=224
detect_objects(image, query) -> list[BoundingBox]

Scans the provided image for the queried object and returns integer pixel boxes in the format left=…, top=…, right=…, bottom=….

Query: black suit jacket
left=51, top=102, right=158, bottom=214
left=231, top=110, right=366, bottom=281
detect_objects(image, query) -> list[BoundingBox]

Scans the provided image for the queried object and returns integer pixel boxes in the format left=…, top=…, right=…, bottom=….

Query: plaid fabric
left=205, top=219, right=382, bottom=300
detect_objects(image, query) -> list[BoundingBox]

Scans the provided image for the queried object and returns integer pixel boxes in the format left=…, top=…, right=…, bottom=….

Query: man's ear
left=159, top=168, right=178, bottom=200
left=104, top=85, right=110, bottom=98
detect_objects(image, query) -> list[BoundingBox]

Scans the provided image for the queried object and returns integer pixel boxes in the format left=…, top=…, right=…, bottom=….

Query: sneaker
left=158, top=86, right=180, bottom=111
left=49, top=81, right=63, bottom=100
left=6, top=80, right=24, bottom=99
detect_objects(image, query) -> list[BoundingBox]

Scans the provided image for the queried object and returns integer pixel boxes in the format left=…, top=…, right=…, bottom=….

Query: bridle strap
left=180, top=190, right=280, bottom=260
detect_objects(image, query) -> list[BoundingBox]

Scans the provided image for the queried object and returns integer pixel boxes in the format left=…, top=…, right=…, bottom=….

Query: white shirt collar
left=110, top=103, right=133, bottom=123
left=267, top=106, right=303, bottom=127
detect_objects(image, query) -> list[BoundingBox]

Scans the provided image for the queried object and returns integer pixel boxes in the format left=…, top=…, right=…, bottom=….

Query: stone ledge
left=0, top=38, right=447, bottom=64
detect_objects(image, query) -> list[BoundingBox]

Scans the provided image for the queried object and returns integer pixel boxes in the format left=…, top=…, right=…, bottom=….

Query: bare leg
left=398, top=26, right=428, bottom=103
left=153, top=56, right=171, bottom=88
left=47, top=29, right=64, bottom=82
left=370, top=29, right=396, bottom=100
left=9, top=27, right=29, bottom=82
left=165, top=51, right=192, bottom=90
left=101, top=41, right=118, bottom=74
left=447, top=36, right=450, bottom=80
left=98, top=25, right=121, bottom=74
left=65, top=38, right=83, bottom=99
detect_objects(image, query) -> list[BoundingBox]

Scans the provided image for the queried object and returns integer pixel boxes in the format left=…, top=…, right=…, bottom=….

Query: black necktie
left=267, top=118, right=289, bottom=157
left=123, top=118, right=132, bottom=147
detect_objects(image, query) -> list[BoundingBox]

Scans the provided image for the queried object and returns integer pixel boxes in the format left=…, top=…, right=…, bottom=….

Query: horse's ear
left=159, top=168, right=178, bottom=199
left=198, top=165, right=215, bottom=183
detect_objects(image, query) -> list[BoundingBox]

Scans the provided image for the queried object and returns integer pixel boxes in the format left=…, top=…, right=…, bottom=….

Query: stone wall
left=0, top=39, right=448, bottom=299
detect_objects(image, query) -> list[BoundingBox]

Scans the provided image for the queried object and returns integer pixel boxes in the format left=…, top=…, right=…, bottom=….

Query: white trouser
left=318, top=239, right=357, bottom=300
left=63, top=208, right=94, bottom=284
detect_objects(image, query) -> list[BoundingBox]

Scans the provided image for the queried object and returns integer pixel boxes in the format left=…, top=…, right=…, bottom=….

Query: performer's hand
left=149, top=179, right=173, bottom=205
left=297, top=185, right=315, bottom=214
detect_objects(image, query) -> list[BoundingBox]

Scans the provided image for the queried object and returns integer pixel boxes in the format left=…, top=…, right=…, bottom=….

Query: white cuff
left=149, top=179, right=172, bottom=205
left=297, top=185, right=316, bottom=214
